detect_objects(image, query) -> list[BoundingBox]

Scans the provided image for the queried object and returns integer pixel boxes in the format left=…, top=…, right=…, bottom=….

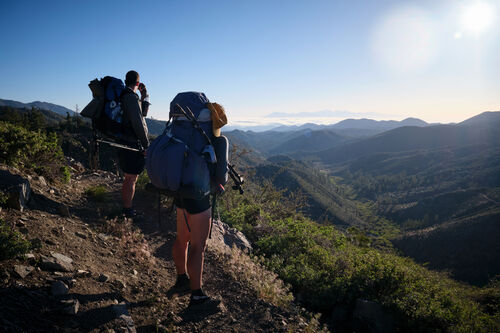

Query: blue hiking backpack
left=146, top=92, right=228, bottom=200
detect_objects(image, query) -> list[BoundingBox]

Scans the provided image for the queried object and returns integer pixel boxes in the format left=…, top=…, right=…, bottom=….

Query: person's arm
left=122, top=93, right=149, bottom=149
left=141, top=100, right=150, bottom=117
left=139, top=83, right=150, bottom=117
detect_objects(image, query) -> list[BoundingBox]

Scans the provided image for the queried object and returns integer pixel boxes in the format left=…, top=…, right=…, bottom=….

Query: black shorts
left=117, top=148, right=145, bottom=175
left=174, top=195, right=211, bottom=215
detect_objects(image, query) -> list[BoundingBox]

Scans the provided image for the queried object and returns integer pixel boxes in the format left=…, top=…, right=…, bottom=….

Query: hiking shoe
left=122, top=207, right=137, bottom=218
left=189, top=289, right=221, bottom=307
left=166, top=274, right=191, bottom=298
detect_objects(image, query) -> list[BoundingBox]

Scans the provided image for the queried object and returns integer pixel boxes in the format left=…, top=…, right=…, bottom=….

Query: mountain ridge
left=0, top=98, right=76, bottom=117
left=314, top=111, right=500, bottom=166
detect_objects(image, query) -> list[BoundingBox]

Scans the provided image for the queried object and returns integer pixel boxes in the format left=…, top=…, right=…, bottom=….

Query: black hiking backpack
left=81, top=76, right=135, bottom=141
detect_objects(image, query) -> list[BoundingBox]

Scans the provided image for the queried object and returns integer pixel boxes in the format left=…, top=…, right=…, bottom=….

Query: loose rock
left=0, top=170, right=31, bottom=211
left=40, top=253, right=74, bottom=272
left=115, top=279, right=127, bottom=289
left=75, top=231, right=87, bottom=239
left=112, top=303, right=137, bottom=333
left=35, top=176, right=47, bottom=186
left=50, top=252, right=73, bottom=264
left=76, top=269, right=91, bottom=277
left=13, top=265, right=34, bottom=279
left=98, top=273, right=109, bottom=282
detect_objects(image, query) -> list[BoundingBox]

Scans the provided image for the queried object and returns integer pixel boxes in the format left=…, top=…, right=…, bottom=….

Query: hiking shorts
left=117, top=148, right=145, bottom=175
left=174, top=195, right=211, bottom=215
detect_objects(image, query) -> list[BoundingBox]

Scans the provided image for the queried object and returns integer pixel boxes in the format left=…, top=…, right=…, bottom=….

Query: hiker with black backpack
left=146, top=93, right=229, bottom=306
left=80, top=70, right=150, bottom=217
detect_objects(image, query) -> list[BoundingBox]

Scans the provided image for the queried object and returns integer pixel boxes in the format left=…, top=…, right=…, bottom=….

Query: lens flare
left=461, top=2, right=494, bottom=34
left=372, top=7, right=438, bottom=73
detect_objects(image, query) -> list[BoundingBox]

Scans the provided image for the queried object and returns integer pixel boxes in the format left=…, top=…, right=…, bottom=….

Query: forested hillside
left=231, top=111, right=500, bottom=286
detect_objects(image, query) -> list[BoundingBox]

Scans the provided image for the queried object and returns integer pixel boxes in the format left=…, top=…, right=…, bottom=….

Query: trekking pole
left=90, top=128, right=100, bottom=170
left=228, top=164, right=244, bottom=194
left=95, top=139, right=143, bottom=152
left=209, top=192, right=217, bottom=239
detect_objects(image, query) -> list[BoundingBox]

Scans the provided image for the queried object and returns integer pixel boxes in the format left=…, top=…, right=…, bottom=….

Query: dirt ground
left=0, top=168, right=320, bottom=332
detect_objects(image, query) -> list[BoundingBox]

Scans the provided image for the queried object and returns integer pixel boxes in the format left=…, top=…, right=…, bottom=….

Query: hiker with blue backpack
left=146, top=92, right=229, bottom=306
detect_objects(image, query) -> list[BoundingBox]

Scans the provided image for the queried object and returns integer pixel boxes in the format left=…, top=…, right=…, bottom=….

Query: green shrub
left=219, top=181, right=499, bottom=332
left=0, top=190, right=8, bottom=207
left=85, top=185, right=108, bottom=202
left=0, top=121, right=65, bottom=181
left=136, top=170, right=150, bottom=189
left=0, top=219, right=32, bottom=260
left=60, top=166, right=71, bottom=183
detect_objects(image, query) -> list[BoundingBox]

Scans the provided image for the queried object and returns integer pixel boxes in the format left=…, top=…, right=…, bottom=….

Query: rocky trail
left=0, top=167, right=320, bottom=332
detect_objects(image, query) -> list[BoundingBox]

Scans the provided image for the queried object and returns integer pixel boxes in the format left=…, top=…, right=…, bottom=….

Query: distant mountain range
left=265, top=109, right=388, bottom=119
left=224, top=117, right=433, bottom=156
left=0, top=99, right=76, bottom=117
left=313, top=112, right=500, bottom=166
left=270, top=117, right=430, bottom=132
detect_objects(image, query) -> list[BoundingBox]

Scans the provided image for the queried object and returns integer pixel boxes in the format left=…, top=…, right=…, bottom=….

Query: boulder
left=50, top=252, right=73, bottom=264
left=0, top=170, right=31, bottom=211
left=211, top=219, right=252, bottom=252
left=40, top=253, right=74, bottom=272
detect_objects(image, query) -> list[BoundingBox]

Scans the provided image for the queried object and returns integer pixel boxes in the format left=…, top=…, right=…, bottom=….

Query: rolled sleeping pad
left=213, top=135, right=229, bottom=186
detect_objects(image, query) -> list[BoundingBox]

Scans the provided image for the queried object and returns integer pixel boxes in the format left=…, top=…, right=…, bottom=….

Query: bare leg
left=172, top=208, right=190, bottom=275
left=186, top=208, right=211, bottom=290
left=122, top=173, right=138, bottom=208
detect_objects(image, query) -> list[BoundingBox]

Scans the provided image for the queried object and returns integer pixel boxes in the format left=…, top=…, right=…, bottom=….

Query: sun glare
left=461, top=2, right=494, bottom=34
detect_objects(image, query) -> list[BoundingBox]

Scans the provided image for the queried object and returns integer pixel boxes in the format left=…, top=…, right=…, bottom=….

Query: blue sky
left=0, top=0, right=499, bottom=126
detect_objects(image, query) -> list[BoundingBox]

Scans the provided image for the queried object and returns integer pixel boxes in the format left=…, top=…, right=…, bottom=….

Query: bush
left=0, top=190, right=8, bottom=207
left=60, top=166, right=71, bottom=184
left=85, top=185, right=108, bottom=202
left=136, top=170, right=150, bottom=189
left=0, top=219, right=32, bottom=260
left=0, top=121, right=65, bottom=181
left=219, top=181, right=499, bottom=332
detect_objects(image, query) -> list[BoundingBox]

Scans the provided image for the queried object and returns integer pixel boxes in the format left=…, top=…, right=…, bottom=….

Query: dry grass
left=208, top=239, right=293, bottom=308
left=102, top=216, right=156, bottom=266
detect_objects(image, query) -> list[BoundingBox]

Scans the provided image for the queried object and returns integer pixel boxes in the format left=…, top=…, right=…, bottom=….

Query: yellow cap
left=207, top=102, right=228, bottom=137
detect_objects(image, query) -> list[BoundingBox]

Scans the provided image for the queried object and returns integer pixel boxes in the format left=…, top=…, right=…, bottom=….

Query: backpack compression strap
left=174, top=104, right=214, bottom=147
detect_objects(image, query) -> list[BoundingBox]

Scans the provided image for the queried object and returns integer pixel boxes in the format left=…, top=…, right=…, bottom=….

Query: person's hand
left=138, top=83, right=148, bottom=100
left=216, top=183, right=225, bottom=195
left=142, top=148, right=147, bottom=157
